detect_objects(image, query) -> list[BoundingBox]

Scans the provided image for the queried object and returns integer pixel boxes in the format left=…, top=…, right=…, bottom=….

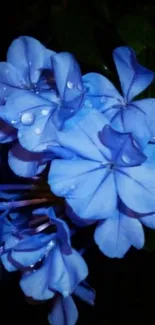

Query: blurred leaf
left=50, top=6, right=109, bottom=73
left=144, top=228, right=155, bottom=252
left=117, top=15, right=155, bottom=54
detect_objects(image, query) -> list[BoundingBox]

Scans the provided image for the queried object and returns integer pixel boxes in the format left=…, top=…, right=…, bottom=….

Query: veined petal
left=94, top=209, right=144, bottom=258
left=132, top=99, right=155, bottom=139
left=113, top=46, right=154, bottom=101
left=0, top=62, right=24, bottom=100
left=48, top=295, right=78, bottom=325
left=48, top=245, right=88, bottom=296
left=7, top=36, right=55, bottom=84
left=116, top=164, right=155, bottom=213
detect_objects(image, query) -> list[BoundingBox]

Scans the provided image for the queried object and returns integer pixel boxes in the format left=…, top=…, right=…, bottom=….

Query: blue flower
left=83, top=46, right=155, bottom=147
left=48, top=282, right=95, bottom=325
left=49, top=114, right=155, bottom=219
left=1, top=207, right=88, bottom=300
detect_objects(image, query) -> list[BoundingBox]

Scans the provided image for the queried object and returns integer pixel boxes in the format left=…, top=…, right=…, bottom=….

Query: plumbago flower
left=83, top=46, right=155, bottom=147
left=1, top=207, right=88, bottom=298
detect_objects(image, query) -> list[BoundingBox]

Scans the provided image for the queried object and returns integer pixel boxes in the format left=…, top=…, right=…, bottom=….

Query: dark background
left=1, top=0, right=155, bottom=324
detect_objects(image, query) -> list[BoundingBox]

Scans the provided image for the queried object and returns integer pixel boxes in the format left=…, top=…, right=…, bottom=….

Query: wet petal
left=74, top=282, right=96, bottom=305
left=113, top=46, right=154, bottom=101
left=0, top=119, right=17, bottom=143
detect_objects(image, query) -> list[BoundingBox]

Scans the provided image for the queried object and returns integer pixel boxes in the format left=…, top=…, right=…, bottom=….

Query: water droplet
left=30, top=264, right=34, bottom=268
left=133, top=139, right=139, bottom=148
left=35, top=128, right=42, bottom=135
left=3, top=87, right=6, bottom=91
left=18, top=132, right=22, bottom=138
left=70, top=109, right=74, bottom=113
left=100, top=97, right=106, bottom=103
left=84, top=99, right=93, bottom=108
left=70, top=184, right=76, bottom=190
left=5, top=69, right=9, bottom=74
left=121, top=154, right=130, bottom=164
left=67, top=81, right=74, bottom=89
left=77, top=83, right=83, bottom=91
left=41, top=109, right=50, bottom=116
left=21, top=112, right=35, bottom=126
left=11, top=120, right=18, bottom=125
left=36, top=91, right=39, bottom=95
left=29, top=61, right=32, bottom=66
left=152, top=136, right=155, bottom=140
left=103, top=65, right=108, bottom=71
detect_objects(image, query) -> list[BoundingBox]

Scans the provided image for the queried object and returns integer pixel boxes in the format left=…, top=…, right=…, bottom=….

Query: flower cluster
left=0, top=36, right=155, bottom=324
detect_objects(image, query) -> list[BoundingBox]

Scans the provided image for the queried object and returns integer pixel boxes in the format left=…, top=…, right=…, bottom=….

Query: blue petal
left=48, top=245, right=88, bottom=296
left=49, top=159, right=117, bottom=219
left=20, top=254, right=55, bottom=300
left=48, top=207, right=72, bottom=255
left=0, top=62, right=24, bottom=100
left=0, top=119, right=17, bottom=143
left=116, top=163, right=155, bottom=213
left=11, top=233, right=52, bottom=267
left=3, top=90, right=59, bottom=152
left=8, top=143, right=47, bottom=177
left=57, top=110, right=110, bottom=161
left=99, top=125, right=146, bottom=166
left=113, top=46, right=154, bottom=101
left=52, top=52, right=84, bottom=101
left=1, top=234, right=20, bottom=271
left=74, top=282, right=96, bottom=305
left=7, top=36, right=55, bottom=84
left=83, top=72, right=122, bottom=110
left=140, top=213, right=155, bottom=229
left=94, top=209, right=144, bottom=258
left=48, top=295, right=78, bottom=325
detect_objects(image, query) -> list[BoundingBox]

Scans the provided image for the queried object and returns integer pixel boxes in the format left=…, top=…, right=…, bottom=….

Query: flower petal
left=0, top=119, right=17, bottom=143
left=140, top=213, right=155, bottom=229
left=7, top=36, right=55, bottom=84
left=48, top=295, right=78, bottom=325
left=113, top=46, right=154, bottom=101
left=48, top=245, right=88, bottom=296
left=116, top=163, right=155, bottom=213
left=74, top=282, right=96, bottom=305
left=94, top=209, right=144, bottom=258
left=8, top=143, right=47, bottom=177
left=99, top=125, right=146, bottom=166
left=0, top=62, right=24, bottom=100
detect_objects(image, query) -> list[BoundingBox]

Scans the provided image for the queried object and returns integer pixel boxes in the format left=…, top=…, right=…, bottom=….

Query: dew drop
left=152, top=136, right=155, bottom=141
left=100, top=97, right=106, bottom=103
left=70, top=184, right=76, bottom=190
left=41, top=109, right=50, bottom=116
left=30, top=264, right=34, bottom=268
left=121, top=154, right=130, bottom=164
left=21, top=112, right=35, bottom=126
left=18, top=132, right=22, bottom=138
left=35, top=127, right=42, bottom=135
left=36, top=91, right=39, bottom=95
left=67, top=81, right=74, bottom=89
left=84, top=99, right=93, bottom=108
left=5, top=69, right=9, bottom=74
left=11, top=120, right=18, bottom=125
left=77, top=83, right=83, bottom=91
left=29, top=61, right=32, bottom=66
left=3, top=87, right=6, bottom=91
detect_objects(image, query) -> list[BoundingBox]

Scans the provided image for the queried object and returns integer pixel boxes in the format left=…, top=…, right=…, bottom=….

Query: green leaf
left=117, top=15, right=155, bottom=54
left=50, top=7, right=109, bottom=73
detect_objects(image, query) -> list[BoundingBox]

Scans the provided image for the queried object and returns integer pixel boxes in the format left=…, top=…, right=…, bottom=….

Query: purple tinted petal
left=140, top=213, right=155, bottom=228
left=48, top=295, right=78, bottom=325
left=116, top=164, right=155, bottom=213
left=99, top=125, right=146, bottom=166
left=113, top=46, right=154, bottom=101
left=8, top=143, right=47, bottom=177
left=94, top=209, right=144, bottom=258
left=74, top=282, right=96, bottom=305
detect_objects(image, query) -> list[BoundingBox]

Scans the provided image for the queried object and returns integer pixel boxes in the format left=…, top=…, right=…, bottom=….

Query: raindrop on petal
left=11, top=120, right=18, bottom=125
left=84, top=99, right=93, bottom=108
left=121, top=154, right=130, bottom=164
left=3, top=87, right=6, bottom=91
left=29, top=61, right=32, bottom=66
left=77, top=83, right=83, bottom=91
left=41, top=109, right=50, bottom=116
left=35, top=128, right=42, bottom=135
left=67, top=81, right=74, bottom=89
left=5, top=69, right=9, bottom=74
left=21, top=112, right=35, bottom=126
left=100, top=97, right=106, bottom=103
left=30, top=264, right=34, bottom=268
